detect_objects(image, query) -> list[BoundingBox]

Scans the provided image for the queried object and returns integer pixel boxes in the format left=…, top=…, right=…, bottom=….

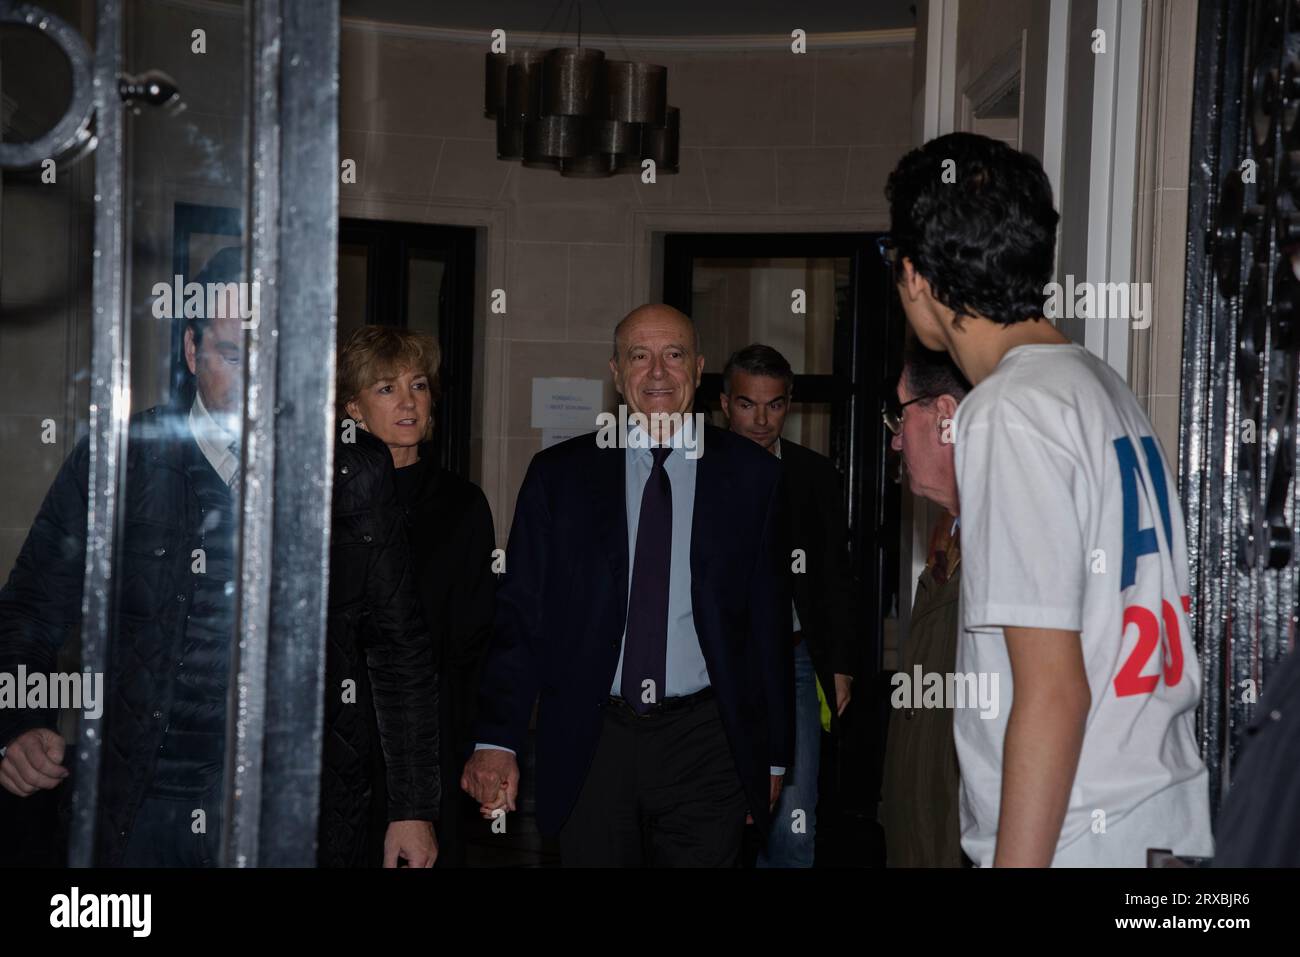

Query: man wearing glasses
left=878, top=342, right=970, bottom=867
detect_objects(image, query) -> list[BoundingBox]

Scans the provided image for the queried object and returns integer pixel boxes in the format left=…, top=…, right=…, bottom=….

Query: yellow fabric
left=816, top=672, right=831, bottom=732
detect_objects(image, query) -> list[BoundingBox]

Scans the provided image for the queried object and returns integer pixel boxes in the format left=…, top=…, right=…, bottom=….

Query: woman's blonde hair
left=337, top=326, right=442, bottom=434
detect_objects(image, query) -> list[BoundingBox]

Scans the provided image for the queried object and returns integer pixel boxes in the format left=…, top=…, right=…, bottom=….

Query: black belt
left=607, top=686, right=714, bottom=718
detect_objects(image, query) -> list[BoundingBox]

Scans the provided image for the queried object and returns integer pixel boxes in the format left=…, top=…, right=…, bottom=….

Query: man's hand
left=769, top=773, right=784, bottom=811
left=993, top=626, right=1090, bottom=868
left=747, top=773, right=786, bottom=824
left=0, top=729, right=68, bottom=797
left=383, top=820, right=438, bottom=868
left=833, top=673, right=853, bottom=717
left=461, top=748, right=519, bottom=819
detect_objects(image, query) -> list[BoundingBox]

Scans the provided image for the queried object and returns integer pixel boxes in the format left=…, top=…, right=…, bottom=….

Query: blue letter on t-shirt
left=1114, top=436, right=1173, bottom=591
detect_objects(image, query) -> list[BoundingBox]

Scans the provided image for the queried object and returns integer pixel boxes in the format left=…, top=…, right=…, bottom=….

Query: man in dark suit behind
left=720, top=343, right=860, bottom=867
left=461, top=304, right=792, bottom=866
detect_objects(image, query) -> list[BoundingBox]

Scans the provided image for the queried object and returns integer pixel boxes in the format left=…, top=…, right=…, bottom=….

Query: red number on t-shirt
left=1160, top=598, right=1186, bottom=686
left=1114, top=595, right=1189, bottom=697
left=1115, top=606, right=1160, bottom=696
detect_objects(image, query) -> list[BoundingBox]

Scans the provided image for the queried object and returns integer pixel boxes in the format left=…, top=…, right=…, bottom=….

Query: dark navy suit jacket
left=472, top=424, right=793, bottom=836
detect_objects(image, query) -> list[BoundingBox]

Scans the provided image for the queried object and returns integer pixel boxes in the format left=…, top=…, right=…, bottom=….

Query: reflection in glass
left=0, top=23, right=73, bottom=144
left=406, top=251, right=447, bottom=342
left=0, top=8, right=97, bottom=869
left=691, top=256, right=848, bottom=377
left=0, top=1, right=252, bottom=867
left=337, top=243, right=370, bottom=345
left=691, top=255, right=848, bottom=459
left=109, top=0, right=252, bottom=866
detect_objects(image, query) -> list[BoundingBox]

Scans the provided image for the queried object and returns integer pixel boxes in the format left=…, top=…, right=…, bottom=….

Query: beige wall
left=337, top=24, right=915, bottom=539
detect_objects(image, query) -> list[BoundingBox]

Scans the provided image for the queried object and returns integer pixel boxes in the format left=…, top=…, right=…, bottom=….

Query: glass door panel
left=0, top=0, right=339, bottom=870
left=691, top=254, right=849, bottom=458
left=106, top=0, right=252, bottom=867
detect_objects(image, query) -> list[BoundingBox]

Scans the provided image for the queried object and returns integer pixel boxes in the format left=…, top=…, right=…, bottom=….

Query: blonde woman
left=337, top=326, right=496, bottom=867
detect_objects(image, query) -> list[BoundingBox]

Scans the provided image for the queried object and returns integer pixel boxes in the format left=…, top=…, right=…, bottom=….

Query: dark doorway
left=663, top=232, right=901, bottom=658
left=338, top=219, right=476, bottom=478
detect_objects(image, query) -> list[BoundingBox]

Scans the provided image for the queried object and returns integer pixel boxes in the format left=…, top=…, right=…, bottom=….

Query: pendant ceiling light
left=484, top=0, right=679, bottom=178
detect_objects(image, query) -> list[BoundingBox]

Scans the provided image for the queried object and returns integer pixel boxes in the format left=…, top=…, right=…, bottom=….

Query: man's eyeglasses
left=882, top=394, right=932, bottom=435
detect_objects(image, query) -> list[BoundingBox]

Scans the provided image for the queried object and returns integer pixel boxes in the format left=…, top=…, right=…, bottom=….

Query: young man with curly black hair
left=884, top=133, right=1212, bottom=867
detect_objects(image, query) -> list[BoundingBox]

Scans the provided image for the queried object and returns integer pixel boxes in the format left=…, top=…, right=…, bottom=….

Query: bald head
left=612, top=304, right=698, bottom=360
left=608, top=303, right=705, bottom=428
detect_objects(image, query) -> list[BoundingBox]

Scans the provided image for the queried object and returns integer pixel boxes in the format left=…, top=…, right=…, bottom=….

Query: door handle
left=118, top=70, right=184, bottom=115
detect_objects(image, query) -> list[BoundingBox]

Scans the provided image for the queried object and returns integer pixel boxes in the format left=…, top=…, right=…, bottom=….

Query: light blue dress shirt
left=610, top=424, right=708, bottom=697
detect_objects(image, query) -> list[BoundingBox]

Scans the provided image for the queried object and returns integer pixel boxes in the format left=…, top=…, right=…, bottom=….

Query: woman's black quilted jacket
left=319, top=425, right=441, bottom=866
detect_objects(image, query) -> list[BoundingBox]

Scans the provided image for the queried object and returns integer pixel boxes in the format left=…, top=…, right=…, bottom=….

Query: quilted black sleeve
left=0, top=437, right=90, bottom=748
left=355, top=448, right=441, bottom=822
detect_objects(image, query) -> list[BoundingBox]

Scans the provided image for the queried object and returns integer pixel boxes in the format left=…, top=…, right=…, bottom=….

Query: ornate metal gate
left=1183, top=0, right=1300, bottom=817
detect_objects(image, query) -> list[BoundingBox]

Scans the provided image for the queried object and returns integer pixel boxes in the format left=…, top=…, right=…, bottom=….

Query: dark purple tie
left=622, top=447, right=672, bottom=714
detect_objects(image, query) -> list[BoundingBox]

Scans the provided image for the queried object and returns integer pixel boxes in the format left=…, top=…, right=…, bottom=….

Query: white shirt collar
left=773, top=438, right=783, bottom=459
left=189, top=392, right=240, bottom=487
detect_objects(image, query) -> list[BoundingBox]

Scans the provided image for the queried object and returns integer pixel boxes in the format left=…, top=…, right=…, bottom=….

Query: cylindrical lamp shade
left=606, top=60, right=667, bottom=125
left=496, top=115, right=524, bottom=159
left=615, top=152, right=645, bottom=174
left=493, top=47, right=673, bottom=178
left=521, top=152, right=561, bottom=170
left=642, top=106, right=679, bottom=173
left=543, top=47, right=606, bottom=117
left=594, top=118, right=642, bottom=155
left=560, top=153, right=617, bottom=178
left=525, top=115, right=588, bottom=162
left=504, top=52, right=547, bottom=121
left=485, top=52, right=506, bottom=117
left=486, top=49, right=546, bottom=118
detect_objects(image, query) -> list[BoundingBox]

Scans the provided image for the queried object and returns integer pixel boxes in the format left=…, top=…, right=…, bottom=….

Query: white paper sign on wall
left=530, top=377, right=603, bottom=431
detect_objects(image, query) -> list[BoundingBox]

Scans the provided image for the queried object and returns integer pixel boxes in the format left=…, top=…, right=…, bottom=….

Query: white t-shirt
left=952, top=343, right=1213, bottom=867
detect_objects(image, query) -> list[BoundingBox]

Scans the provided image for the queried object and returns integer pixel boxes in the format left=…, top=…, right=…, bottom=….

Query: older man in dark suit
left=461, top=303, right=792, bottom=866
